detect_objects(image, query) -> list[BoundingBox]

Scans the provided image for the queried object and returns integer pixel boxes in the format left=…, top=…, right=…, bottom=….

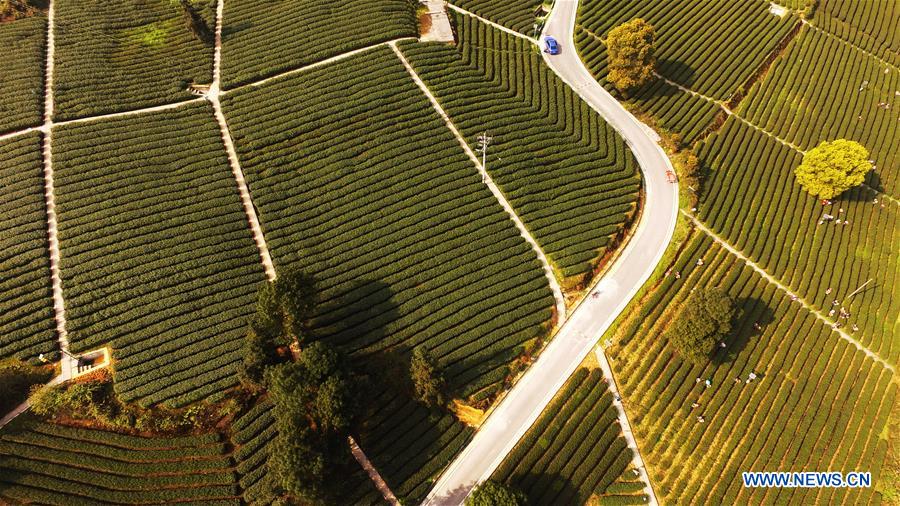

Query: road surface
left=422, top=1, right=678, bottom=503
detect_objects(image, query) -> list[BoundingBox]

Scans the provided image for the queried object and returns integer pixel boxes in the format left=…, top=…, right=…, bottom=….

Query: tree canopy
left=794, top=139, right=871, bottom=199
left=667, top=287, right=735, bottom=364
left=409, top=346, right=447, bottom=409
left=606, top=18, right=656, bottom=94
left=467, top=480, right=527, bottom=506
left=254, top=269, right=317, bottom=342
left=266, top=342, right=360, bottom=504
left=238, top=269, right=317, bottom=387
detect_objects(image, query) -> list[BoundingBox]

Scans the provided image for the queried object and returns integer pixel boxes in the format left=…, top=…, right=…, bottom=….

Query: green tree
left=254, top=269, right=317, bottom=342
left=268, top=423, right=327, bottom=503
left=467, top=480, right=527, bottom=506
left=794, top=139, right=871, bottom=199
left=238, top=270, right=317, bottom=387
left=667, top=287, right=735, bottom=364
left=409, top=346, right=447, bottom=409
left=265, top=343, right=359, bottom=503
left=606, top=19, right=656, bottom=94
left=237, top=326, right=281, bottom=388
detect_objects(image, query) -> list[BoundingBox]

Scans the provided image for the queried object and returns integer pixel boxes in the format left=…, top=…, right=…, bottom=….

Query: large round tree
left=667, top=286, right=735, bottom=364
left=794, top=139, right=871, bottom=199
left=606, top=18, right=656, bottom=94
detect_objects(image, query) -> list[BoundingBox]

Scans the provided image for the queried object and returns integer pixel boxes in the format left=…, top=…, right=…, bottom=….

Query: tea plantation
left=573, top=0, right=899, bottom=503
left=0, top=416, right=239, bottom=504
left=221, top=47, right=556, bottom=397
left=53, top=0, right=214, bottom=120
left=0, top=16, right=45, bottom=133
left=0, top=133, right=56, bottom=361
left=53, top=103, right=267, bottom=407
left=220, top=0, right=417, bottom=88
left=399, top=14, right=641, bottom=286
left=0, top=0, right=896, bottom=504
left=607, top=234, right=895, bottom=504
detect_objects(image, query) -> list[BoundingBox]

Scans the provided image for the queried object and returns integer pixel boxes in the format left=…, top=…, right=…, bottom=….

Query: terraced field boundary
left=684, top=211, right=895, bottom=373
left=0, top=126, right=45, bottom=143
left=593, top=347, right=658, bottom=504
left=225, top=38, right=417, bottom=94
left=726, top=20, right=804, bottom=109
left=391, top=41, right=567, bottom=322
left=211, top=0, right=275, bottom=282
left=39, top=0, right=73, bottom=381
left=349, top=435, right=399, bottom=505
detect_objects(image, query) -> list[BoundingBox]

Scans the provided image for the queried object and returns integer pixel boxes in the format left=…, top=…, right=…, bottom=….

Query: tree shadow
left=351, top=376, right=465, bottom=504
left=711, top=296, right=774, bottom=365
left=424, top=483, right=473, bottom=506
left=310, top=279, right=399, bottom=355
left=864, top=170, right=884, bottom=193
left=514, top=471, right=582, bottom=505
left=838, top=175, right=881, bottom=202
left=634, top=78, right=680, bottom=101
left=221, top=21, right=253, bottom=41
left=657, top=58, right=698, bottom=88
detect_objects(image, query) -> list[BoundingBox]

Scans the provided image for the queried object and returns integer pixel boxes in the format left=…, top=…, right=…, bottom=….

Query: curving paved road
left=422, top=1, right=678, bottom=504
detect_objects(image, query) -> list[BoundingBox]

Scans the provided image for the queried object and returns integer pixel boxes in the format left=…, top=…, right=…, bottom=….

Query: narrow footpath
left=594, top=347, right=656, bottom=503
left=40, top=0, right=74, bottom=382
left=349, top=436, right=400, bottom=505
left=1, top=0, right=73, bottom=431
left=210, top=0, right=276, bottom=282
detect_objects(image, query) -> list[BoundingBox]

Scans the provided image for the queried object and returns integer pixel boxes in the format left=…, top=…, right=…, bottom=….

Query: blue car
left=544, top=36, right=560, bottom=55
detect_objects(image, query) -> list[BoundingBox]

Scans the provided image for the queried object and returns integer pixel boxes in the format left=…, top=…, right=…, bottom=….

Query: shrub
left=0, top=0, right=43, bottom=20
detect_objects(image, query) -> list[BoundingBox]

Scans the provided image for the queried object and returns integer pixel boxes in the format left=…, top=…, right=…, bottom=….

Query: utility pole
left=476, top=132, right=491, bottom=183
left=845, top=279, right=873, bottom=301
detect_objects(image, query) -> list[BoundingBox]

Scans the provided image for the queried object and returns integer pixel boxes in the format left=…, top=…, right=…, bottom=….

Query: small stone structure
left=73, top=347, right=110, bottom=378
left=188, top=83, right=211, bottom=96
left=768, top=2, right=788, bottom=17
